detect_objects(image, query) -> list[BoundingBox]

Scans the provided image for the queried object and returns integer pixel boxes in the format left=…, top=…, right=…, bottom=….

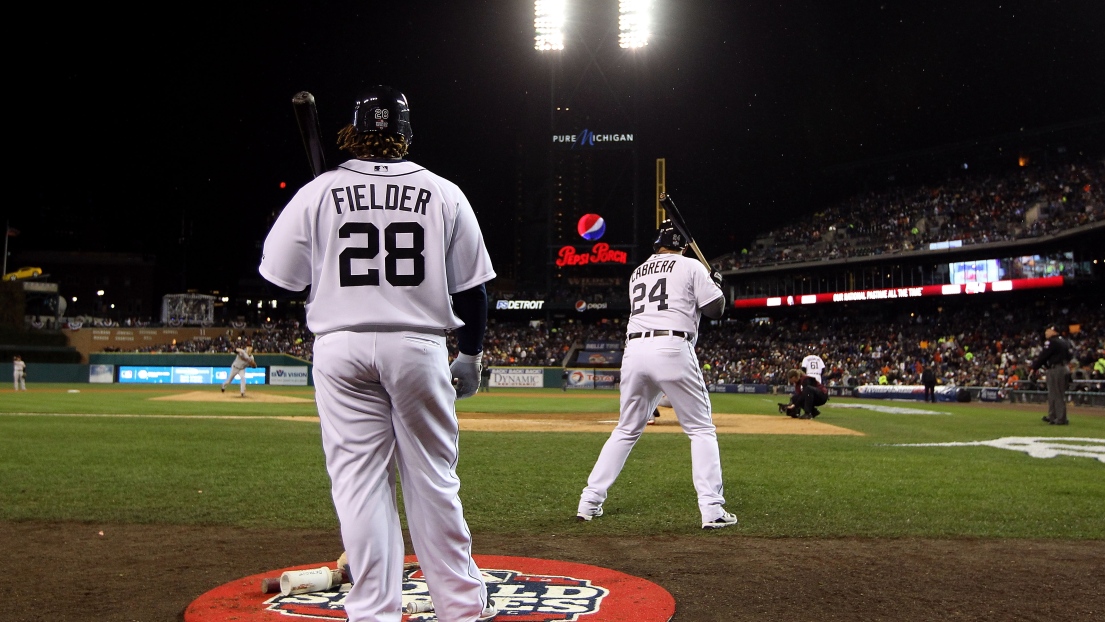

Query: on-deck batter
left=259, top=86, right=498, bottom=622
left=577, top=221, right=736, bottom=529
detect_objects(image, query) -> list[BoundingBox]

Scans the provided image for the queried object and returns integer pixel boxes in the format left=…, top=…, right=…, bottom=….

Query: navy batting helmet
left=352, top=86, right=413, bottom=145
left=653, top=219, right=688, bottom=253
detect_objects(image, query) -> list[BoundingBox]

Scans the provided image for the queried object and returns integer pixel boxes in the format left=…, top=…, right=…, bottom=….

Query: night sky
left=11, top=1, right=1104, bottom=297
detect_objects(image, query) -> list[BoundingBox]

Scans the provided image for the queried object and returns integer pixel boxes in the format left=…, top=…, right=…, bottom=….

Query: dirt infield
left=458, top=408, right=863, bottom=435
left=151, top=390, right=315, bottom=404
left=5, top=522, right=1102, bottom=622
left=138, top=394, right=861, bottom=435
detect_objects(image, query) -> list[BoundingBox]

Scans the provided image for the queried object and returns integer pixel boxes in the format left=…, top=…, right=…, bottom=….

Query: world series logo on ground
left=185, top=555, right=675, bottom=622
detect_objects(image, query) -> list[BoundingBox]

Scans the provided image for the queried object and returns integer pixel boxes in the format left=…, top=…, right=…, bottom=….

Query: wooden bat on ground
left=658, top=192, right=713, bottom=273
left=292, top=91, right=328, bottom=178
left=260, top=567, right=350, bottom=595
left=260, top=561, right=419, bottom=594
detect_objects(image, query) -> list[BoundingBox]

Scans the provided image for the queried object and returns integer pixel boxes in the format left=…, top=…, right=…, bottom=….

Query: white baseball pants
left=580, top=334, right=727, bottom=522
left=224, top=365, right=247, bottom=394
left=312, top=330, right=489, bottom=622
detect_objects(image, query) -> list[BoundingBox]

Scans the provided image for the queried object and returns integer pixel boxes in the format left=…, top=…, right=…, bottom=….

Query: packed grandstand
left=106, top=154, right=1103, bottom=395
left=715, top=159, right=1103, bottom=269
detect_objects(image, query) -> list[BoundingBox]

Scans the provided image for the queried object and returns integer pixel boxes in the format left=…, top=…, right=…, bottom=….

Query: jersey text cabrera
left=631, top=259, right=676, bottom=280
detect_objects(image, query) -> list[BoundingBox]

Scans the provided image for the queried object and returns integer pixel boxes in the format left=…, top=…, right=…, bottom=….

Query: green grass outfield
left=2, top=384, right=1102, bottom=539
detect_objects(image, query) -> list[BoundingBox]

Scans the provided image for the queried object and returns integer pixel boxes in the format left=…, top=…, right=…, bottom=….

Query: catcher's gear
left=450, top=352, right=482, bottom=399
left=653, top=219, right=688, bottom=253
left=352, top=85, right=413, bottom=145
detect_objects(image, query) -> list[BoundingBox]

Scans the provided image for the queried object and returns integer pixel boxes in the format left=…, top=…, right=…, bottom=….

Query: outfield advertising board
left=269, top=366, right=310, bottom=386
left=710, top=383, right=770, bottom=393
left=490, top=368, right=543, bottom=388
left=573, top=350, right=623, bottom=366
left=89, top=364, right=114, bottom=384
left=853, top=384, right=959, bottom=402
left=566, top=368, right=621, bottom=389
left=118, top=366, right=266, bottom=385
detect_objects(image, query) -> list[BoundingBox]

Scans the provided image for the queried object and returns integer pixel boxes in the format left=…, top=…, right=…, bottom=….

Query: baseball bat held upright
left=292, top=91, right=328, bottom=178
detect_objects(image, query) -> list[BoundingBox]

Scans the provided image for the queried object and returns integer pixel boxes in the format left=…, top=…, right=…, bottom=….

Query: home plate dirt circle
left=184, top=554, right=674, bottom=621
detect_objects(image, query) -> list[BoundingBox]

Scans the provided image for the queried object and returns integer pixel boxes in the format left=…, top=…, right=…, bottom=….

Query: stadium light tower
left=534, top=0, right=566, bottom=51
left=619, top=0, right=652, bottom=48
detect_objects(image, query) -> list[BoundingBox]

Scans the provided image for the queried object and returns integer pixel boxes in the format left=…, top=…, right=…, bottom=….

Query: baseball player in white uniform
left=12, top=355, right=27, bottom=391
left=577, top=221, right=736, bottom=529
left=801, top=353, right=825, bottom=384
left=259, top=86, right=498, bottom=622
left=221, top=345, right=256, bottom=396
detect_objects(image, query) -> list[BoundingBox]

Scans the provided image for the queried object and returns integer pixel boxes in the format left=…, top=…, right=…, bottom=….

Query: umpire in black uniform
left=1029, top=324, right=1072, bottom=425
left=921, top=364, right=937, bottom=403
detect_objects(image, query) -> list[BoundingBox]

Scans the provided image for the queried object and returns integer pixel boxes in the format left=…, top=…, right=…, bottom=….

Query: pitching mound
left=133, top=401, right=858, bottom=435
left=457, top=407, right=861, bottom=435
left=150, top=391, right=315, bottom=404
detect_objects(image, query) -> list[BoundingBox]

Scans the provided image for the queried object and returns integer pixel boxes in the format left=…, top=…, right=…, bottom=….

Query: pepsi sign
left=577, top=214, right=606, bottom=241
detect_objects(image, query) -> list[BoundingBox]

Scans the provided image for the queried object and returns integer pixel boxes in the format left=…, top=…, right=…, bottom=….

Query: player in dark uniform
left=921, top=364, right=937, bottom=403
left=1029, top=324, right=1073, bottom=425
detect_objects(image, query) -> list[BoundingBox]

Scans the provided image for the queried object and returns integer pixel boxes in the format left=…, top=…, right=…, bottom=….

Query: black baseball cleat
left=810, top=407, right=821, bottom=418
left=1049, top=420, right=1069, bottom=425
left=778, top=403, right=788, bottom=414
left=1042, top=416, right=1053, bottom=423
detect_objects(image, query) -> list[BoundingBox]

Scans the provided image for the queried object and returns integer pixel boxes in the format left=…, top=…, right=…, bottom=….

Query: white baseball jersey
left=801, top=354, right=826, bottom=382
left=259, top=159, right=496, bottom=335
left=231, top=348, right=255, bottom=369
left=13, top=359, right=26, bottom=390
left=625, top=253, right=722, bottom=341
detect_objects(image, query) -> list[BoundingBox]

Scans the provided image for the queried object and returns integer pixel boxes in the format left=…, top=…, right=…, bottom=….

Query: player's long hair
left=337, top=125, right=409, bottom=159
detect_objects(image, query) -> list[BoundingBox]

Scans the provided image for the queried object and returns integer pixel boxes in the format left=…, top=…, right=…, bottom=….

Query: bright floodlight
left=619, top=0, right=652, bottom=48
left=535, top=0, right=566, bottom=51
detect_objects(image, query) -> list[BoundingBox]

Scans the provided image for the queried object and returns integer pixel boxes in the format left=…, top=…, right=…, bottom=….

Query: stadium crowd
left=105, top=159, right=1105, bottom=393
left=124, top=301, right=1104, bottom=394
left=107, top=319, right=315, bottom=360
left=692, top=301, right=1104, bottom=392
left=715, top=159, right=1103, bottom=269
